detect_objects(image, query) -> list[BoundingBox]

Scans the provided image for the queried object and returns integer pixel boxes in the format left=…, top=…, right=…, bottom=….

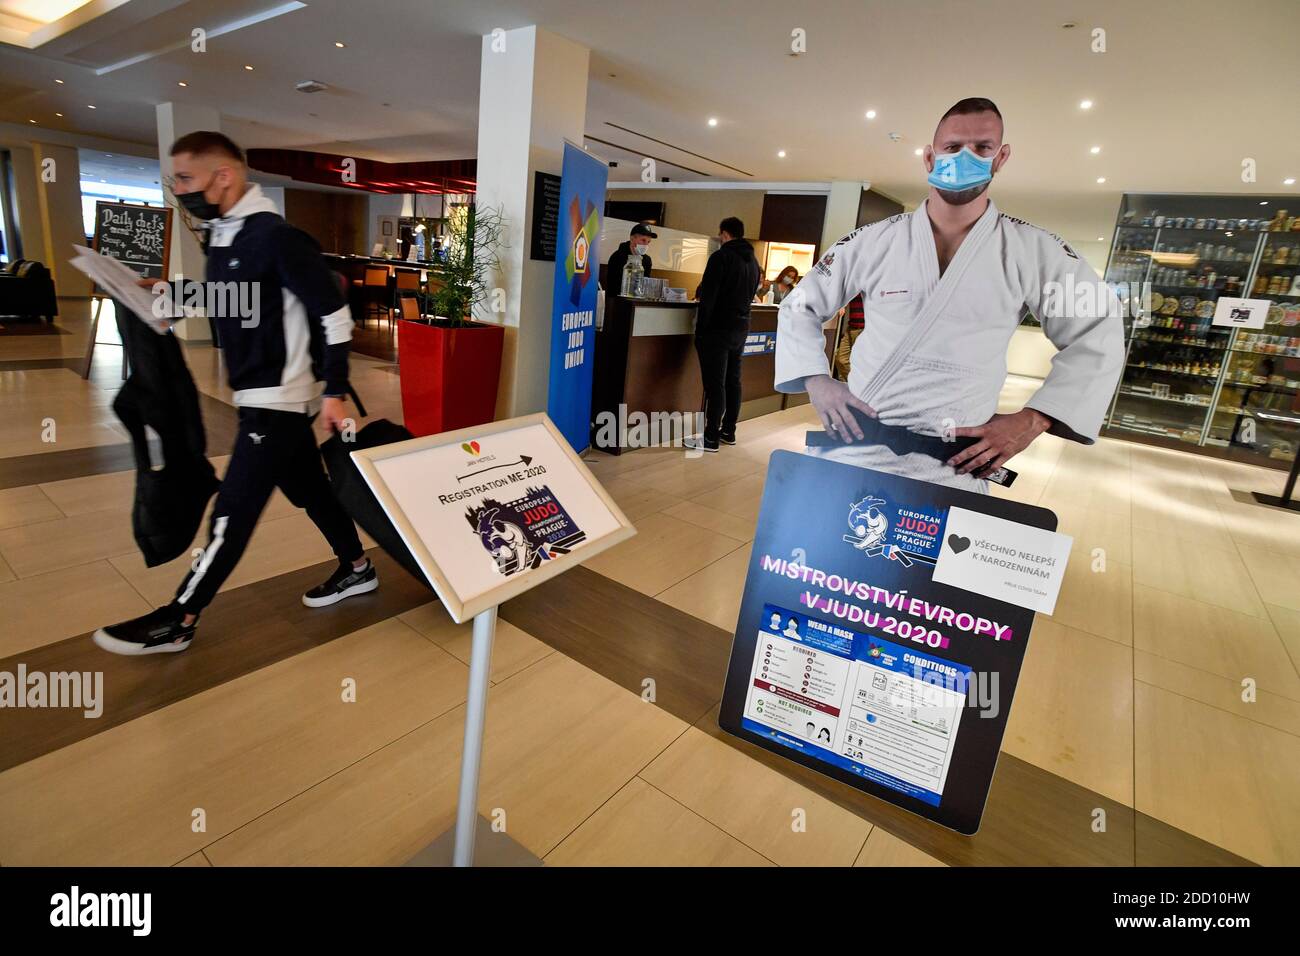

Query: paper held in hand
left=67, top=245, right=178, bottom=334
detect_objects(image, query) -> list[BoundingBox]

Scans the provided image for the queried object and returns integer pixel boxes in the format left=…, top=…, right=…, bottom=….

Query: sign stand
left=350, top=413, right=635, bottom=867
left=403, top=605, right=542, bottom=867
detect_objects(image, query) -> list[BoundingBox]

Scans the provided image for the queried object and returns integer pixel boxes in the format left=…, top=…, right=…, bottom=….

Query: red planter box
left=398, top=318, right=504, bottom=437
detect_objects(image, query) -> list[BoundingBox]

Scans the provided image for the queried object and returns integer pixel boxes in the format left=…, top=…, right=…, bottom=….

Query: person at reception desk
left=684, top=216, right=762, bottom=453
left=774, top=97, right=1124, bottom=491
left=772, top=266, right=800, bottom=304
left=606, top=222, right=655, bottom=295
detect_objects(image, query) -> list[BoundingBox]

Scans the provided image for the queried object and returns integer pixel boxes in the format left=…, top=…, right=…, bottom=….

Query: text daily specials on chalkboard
left=92, top=201, right=172, bottom=280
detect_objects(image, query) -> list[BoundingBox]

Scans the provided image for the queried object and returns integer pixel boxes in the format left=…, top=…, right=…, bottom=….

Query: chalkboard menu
left=91, top=201, right=172, bottom=281
left=530, top=170, right=562, bottom=261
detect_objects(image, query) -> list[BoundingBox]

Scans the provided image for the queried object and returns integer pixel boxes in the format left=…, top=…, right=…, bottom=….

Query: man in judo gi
left=775, top=97, right=1125, bottom=491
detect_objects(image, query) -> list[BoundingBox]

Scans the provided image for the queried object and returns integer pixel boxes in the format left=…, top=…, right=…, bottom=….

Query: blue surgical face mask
left=927, top=147, right=995, bottom=192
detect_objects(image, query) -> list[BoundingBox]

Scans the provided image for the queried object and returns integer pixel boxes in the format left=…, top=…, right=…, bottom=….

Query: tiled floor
left=0, top=301, right=1295, bottom=865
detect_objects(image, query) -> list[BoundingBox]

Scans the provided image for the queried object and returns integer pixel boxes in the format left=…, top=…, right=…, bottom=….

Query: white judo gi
left=775, top=199, right=1125, bottom=492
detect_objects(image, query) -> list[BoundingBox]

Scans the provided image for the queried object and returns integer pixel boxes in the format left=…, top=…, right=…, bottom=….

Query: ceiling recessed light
left=334, top=41, right=345, bottom=48
left=1090, top=145, right=1101, bottom=154
left=1259, top=201, right=1269, bottom=206
left=707, top=117, right=718, bottom=127
left=1097, top=236, right=1105, bottom=241
left=28, top=119, right=36, bottom=124
left=777, top=150, right=786, bottom=158
left=177, top=81, right=188, bottom=87
left=87, top=104, right=96, bottom=109
left=865, top=109, right=877, bottom=119
left=54, top=112, right=63, bottom=117
left=1096, top=177, right=1106, bottom=184
left=914, top=147, right=923, bottom=156
left=1225, top=231, right=1233, bottom=237
left=1080, top=99, right=1093, bottom=109
left=1285, top=178, right=1296, bottom=185
left=55, top=78, right=64, bottom=84
left=243, top=64, right=254, bottom=71
left=105, top=153, right=112, bottom=157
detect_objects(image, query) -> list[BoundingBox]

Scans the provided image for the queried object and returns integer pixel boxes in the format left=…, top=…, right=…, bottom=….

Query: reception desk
left=591, top=298, right=834, bottom=452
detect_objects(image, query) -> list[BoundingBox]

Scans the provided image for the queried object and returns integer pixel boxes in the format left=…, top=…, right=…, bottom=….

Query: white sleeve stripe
left=322, top=304, right=353, bottom=345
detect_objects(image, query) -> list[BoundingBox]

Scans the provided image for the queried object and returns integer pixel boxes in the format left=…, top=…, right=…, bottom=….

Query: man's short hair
left=719, top=216, right=745, bottom=238
left=170, top=131, right=245, bottom=164
left=936, top=97, right=1003, bottom=134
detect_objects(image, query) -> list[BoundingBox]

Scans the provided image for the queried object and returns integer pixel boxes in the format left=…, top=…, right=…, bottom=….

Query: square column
left=474, top=25, right=590, bottom=418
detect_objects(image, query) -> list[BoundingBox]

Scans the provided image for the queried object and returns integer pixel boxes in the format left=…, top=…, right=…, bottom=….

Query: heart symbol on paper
left=947, top=534, right=971, bottom=554
left=461, top=441, right=481, bottom=455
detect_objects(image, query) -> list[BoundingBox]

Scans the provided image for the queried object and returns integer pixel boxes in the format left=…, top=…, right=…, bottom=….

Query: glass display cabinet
left=1101, top=193, right=1300, bottom=469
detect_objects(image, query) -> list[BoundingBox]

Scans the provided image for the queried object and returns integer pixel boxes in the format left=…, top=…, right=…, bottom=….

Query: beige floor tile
left=655, top=543, right=752, bottom=631
left=686, top=471, right=767, bottom=524
left=854, top=827, right=946, bottom=867
left=202, top=653, right=686, bottom=865
left=398, top=601, right=553, bottom=684
left=174, top=852, right=211, bottom=867
left=37, top=468, right=136, bottom=517
left=1135, top=651, right=1300, bottom=738
left=0, top=506, right=137, bottom=578
left=1131, top=534, right=1266, bottom=618
left=1003, top=618, right=1134, bottom=806
left=662, top=498, right=754, bottom=541
left=582, top=511, right=746, bottom=596
left=0, top=617, right=468, bottom=865
left=617, top=452, right=762, bottom=501
left=0, top=560, right=150, bottom=657
left=0, top=484, right=65, bottom=530
left=1049, top=557, right=1133, bottom=646
left=640, top=727, right=870, bottom=866
left=1051, top=505, right=1133, bottom=567
left=0, top=551, right=13, bottom=584
left=1266, top=604, right=1300, bottom=675
left=546, top=778, right=772, bottom=867
left=1133, top=586, right=1300, bottom=701
left=596, top=473, right=681, bottom=521
left=1236, top=546, right=1300, bottom=612
left=1135, top=681, right=1300, bottom=866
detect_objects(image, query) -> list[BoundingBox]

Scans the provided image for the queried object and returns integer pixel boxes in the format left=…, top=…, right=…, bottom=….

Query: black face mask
left=177, top=177, right=221, bottom=221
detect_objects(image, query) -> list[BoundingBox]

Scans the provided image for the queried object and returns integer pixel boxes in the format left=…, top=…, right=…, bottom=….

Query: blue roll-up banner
left=545, top=142, right=609, bottom=452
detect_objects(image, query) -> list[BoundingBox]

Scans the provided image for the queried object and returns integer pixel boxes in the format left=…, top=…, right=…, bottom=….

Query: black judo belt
left=805, top=406, right=1018, bottom=488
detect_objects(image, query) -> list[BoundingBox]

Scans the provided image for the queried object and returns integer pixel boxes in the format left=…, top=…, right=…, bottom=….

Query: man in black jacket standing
left=605, top=222, right=655, bottom=295
left=685, top=217, right=761, bottom=453
left=94, top=131, right=375, bottom=656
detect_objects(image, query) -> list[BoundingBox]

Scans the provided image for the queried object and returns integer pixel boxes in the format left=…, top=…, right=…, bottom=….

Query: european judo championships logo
left=565, top=196, right=600, bottom=306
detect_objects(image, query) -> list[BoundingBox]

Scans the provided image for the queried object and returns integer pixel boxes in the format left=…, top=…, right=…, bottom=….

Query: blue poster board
left=545, top=143, right=609, bottom=453
left=719, top=451, right=1063, bottom=834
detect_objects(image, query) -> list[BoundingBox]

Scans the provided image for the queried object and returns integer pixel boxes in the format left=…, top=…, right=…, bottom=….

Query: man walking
left=686, top=216, right=762, bottom=453
left=94, top=131, right=376, bottom=655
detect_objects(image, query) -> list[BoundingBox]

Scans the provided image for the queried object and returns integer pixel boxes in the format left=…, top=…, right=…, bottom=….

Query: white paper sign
left=932, top=507, right=1073, bottom=615
left=1212, top=296, right=1269, bottom=330
left=351, top=414, right=634, bottom=622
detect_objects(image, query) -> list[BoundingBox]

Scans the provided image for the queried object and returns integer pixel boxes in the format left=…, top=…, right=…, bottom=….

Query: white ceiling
left=1, top=0, right=1298, bottom=248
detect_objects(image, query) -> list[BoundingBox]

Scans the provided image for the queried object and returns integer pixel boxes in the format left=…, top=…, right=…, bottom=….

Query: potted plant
left=398, top=202, right=506, bottom=436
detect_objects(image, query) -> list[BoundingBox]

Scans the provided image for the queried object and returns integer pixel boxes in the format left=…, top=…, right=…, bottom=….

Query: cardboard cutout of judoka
left=776, top=97, right=1125, bottom=492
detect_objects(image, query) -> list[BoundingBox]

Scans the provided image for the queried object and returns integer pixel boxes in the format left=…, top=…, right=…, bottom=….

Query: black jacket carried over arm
left=695, top=237, right=761, bottom=333
left=112, top=308, right=219, bottom=567
left=605, top=240, right=651, bottom=293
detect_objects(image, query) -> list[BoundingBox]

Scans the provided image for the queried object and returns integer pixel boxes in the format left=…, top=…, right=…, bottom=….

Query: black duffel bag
left=320, top=419, right=433, bottom=591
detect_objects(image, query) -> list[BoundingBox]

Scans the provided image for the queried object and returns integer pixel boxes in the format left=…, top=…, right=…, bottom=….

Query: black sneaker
left=718, top=432, right=737, bottom=446
left=93, top=605, right=197, bottom=656
left=303, top=559, right=379, bottom=607
left=683, top=436, right=720, bottom=454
